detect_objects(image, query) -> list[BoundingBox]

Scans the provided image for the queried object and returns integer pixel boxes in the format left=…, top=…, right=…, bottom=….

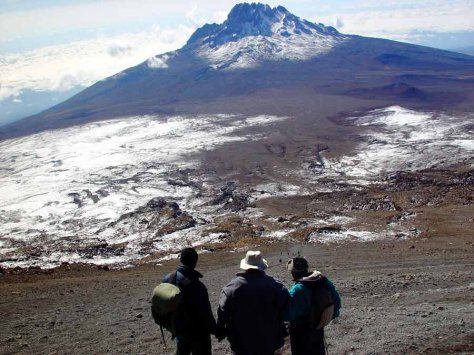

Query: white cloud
left=0, top=84, right=21, bottom=100
left=185, top=4, right=201, bottom=26
left=316, top=0, right=474, bottom=39
left=0, top=1, right=181, bottom=42
left=0, top=25, right=194, bottom=100
left=107, top=43, right=133, bottom=57
left=0, top=0, right=238, bottom=43
left=212, top=10, right=228, bottom=23
left=1, top=1, right=473, bottom=43
left=185, top=3, right=229, bottom=27
left=147, top=55, right=170, bottom=69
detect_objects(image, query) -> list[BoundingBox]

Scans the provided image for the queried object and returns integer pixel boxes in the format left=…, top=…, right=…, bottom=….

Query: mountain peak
left=186, top=2, right=340, bottom=48
left=226, top=3, right=286, bottom=31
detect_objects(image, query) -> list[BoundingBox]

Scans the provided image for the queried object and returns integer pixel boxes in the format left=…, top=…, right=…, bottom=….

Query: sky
left=0, top=0, right=474, bottom=125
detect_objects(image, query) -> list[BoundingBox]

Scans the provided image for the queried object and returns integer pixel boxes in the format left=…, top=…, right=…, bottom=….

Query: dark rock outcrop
left=211, top=182, right=253, bottom=211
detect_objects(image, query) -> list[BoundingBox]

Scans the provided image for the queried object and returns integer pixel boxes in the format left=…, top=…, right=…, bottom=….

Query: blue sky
left=1, top=0, right=473, bottom=125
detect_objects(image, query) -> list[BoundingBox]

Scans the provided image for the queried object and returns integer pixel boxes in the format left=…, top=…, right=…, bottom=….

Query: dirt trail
left=1, top=232, right=473, bottom=355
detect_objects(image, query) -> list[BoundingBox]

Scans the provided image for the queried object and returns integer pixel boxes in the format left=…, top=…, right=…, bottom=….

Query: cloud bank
left=316, top=0, right=474, bottom=42
left=0, top=25, right=194, bottom=100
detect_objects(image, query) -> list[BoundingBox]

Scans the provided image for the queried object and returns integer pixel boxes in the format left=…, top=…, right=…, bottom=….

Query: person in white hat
left=216, top=251, right=289, bottom=355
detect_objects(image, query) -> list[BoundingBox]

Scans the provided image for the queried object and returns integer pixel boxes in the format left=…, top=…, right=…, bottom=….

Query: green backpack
left=151, top=272, right=183, bottom=341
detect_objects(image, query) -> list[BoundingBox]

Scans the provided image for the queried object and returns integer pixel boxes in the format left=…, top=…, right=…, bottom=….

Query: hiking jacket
left=285, top=270, right=341, bottom=325
left=163, top=265, right=217, bottom=338
left=217, top=270, right=289, bottom=355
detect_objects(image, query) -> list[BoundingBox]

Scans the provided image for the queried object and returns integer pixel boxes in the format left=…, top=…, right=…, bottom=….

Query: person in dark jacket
left=216, top=250, right=289, bottom=355
left=285, top=257, right=341, bottom=355
left=163, top=247, right=218, bottom=355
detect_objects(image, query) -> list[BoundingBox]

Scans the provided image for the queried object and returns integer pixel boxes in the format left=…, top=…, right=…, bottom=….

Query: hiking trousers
left=176, top=334, right=212, bottom=355
left=289, top=324, right=325, bottom=355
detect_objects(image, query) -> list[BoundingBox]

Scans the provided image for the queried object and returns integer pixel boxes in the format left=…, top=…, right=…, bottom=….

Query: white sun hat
left=240, top=250, right=268, bottom=270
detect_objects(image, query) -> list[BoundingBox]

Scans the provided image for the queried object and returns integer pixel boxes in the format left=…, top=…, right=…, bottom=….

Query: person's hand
left=283, top=321, right=290, bottom=337
left=215, top=326, right=226, bottom=342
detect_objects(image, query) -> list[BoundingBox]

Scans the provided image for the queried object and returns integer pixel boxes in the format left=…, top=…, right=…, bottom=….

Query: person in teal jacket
left=285, top=257, right=341, bottom=355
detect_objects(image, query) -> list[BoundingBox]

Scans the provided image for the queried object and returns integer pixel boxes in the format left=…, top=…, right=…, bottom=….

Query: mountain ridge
left=1, top=2, right=474, bottom=140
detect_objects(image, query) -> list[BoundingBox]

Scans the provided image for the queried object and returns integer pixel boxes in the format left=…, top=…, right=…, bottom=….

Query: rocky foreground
left=1, top=230, right=473, bottom=355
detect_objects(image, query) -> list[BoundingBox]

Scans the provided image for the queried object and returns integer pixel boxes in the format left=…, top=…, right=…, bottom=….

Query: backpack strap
left=159, top=322, right=167, bottom=348
left=169, top=271, right=179, bottom=285
left=170, top=270, right=192, bottom=289
left=298, top=273, right=326, bottom=285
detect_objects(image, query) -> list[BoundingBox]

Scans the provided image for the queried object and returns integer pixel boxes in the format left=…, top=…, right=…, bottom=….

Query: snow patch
left=198, top=34, right=344, bottom=70
left=308, top=229, right=383, bottom=243
left=318, top=106, right=474, bottom=179
left=0, top=114, right=290, bottom=268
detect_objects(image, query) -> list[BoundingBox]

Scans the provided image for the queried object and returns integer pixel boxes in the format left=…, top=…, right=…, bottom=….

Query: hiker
left=285, top=257, right=341, bottom=355
left=162, top=247, right=218, bottom=355
left=216, top=250, right=289, bottom=355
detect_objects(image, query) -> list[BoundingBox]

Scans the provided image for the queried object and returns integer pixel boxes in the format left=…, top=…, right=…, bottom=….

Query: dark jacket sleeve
left=188, top=280, right=217, bottom=334
left=216, top=283, right=232, bottom=328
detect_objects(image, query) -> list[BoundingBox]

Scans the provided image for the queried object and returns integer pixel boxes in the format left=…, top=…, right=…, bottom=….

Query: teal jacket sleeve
left=325, top=278, right=341, bottom=318
left=284, top=283, right=311, bottom=322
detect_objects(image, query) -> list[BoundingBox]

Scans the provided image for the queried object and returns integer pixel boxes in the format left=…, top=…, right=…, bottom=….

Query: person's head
left=240, top=250, right=268, bottom=272
left=179, top=247, right=198, bottom=269
left=287, top=257, right=309, bottom=280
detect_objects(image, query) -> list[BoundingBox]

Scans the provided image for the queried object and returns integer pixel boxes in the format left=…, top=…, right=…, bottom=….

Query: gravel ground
left=1, top=233, right=473, bottom=355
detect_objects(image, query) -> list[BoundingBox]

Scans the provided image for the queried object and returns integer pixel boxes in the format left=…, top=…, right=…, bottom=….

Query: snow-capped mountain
left=188, top=3, right=340, bottom=47
left=182, top=3, right=344, bottom=70
left=148, top=2, right=344, bottom=73
left=1, top=2, right=474, bottom=139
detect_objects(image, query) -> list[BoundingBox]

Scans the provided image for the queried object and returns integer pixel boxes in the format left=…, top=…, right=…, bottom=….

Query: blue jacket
left=285, top=271, right=341, bottom=325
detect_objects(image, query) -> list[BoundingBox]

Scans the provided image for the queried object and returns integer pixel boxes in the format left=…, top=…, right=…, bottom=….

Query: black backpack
left=299, top=275, right=335, bottom=329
